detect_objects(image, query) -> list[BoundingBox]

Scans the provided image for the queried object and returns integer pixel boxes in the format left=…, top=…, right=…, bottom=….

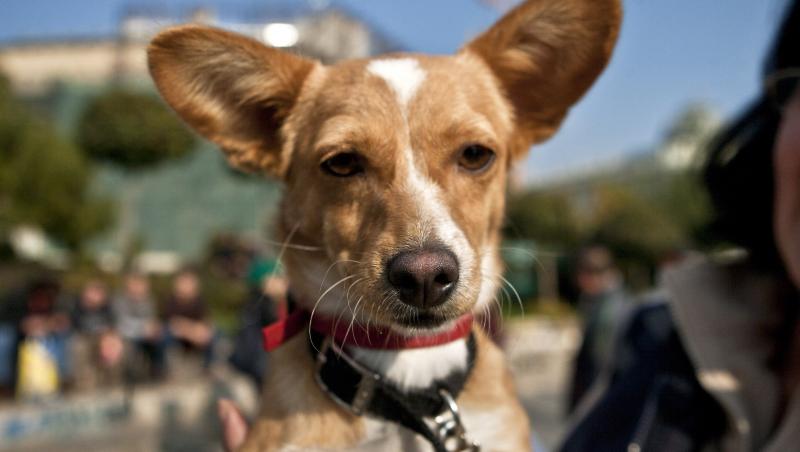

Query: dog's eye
left=458, top=145, right=495, bottom=173
left=321, top=152, right=364, bottom=177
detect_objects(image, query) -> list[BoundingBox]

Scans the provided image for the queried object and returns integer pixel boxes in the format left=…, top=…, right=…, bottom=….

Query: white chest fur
left=347, top=339, right=469, bottom=391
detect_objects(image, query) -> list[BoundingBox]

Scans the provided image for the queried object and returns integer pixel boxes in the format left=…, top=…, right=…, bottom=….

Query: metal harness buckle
left=430, top=389, right=481, bottom=451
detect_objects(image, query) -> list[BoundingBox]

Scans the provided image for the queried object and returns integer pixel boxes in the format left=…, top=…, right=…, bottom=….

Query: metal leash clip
left=431, top=389, right=481, bottom=451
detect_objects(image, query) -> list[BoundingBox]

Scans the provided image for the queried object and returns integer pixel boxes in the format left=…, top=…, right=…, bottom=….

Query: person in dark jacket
left=71, top=279, right=115, bottom=335
left=562, top=3, right=800, bottom=451
left=568, top=245, right=633, bottom=414
left=163, top=269, right=215, bottom=369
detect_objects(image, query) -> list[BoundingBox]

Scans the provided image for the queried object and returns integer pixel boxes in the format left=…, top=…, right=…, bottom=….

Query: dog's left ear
left=148, top=25, right=318, bottom=178
left=463, top=0, right=621, bottom=158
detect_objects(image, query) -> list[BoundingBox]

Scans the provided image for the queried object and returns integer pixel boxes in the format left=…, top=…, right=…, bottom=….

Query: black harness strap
left=309, top=330, right=478, bottom=451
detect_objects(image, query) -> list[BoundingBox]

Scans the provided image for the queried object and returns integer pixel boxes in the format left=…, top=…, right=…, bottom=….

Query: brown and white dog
left=148, top=0, right=620, bottom=450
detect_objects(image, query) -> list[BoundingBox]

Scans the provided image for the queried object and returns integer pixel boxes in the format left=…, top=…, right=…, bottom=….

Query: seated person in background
left=0, top=277, right=70, bottom=397
left=163, top=269, right=215, bottom=369
left=71, top=279, right=114, bottom=335
left=113, top=272, right=164, bottom=379
left=70, top=279, right=123, bottom=390
left=561, top=2, right=800, bottom=451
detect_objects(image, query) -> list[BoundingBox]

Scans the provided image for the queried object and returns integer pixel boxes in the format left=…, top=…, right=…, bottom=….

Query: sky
left=0, top=0, right=791, bottom=182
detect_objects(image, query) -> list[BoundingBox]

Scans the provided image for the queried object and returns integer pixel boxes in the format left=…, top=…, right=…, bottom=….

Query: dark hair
left=27, top=276, right=60, bottom=293
left=766, top=0, right=800, bottom=76
left=703, top=0, right=799, bottom=267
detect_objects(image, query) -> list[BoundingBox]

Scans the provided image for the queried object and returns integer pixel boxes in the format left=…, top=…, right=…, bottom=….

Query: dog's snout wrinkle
left=387, top=247, right=459, bottom=309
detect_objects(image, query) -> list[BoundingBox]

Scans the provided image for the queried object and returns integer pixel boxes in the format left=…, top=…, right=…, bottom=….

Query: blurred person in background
left=0, top=315, right=13, bottom=397
left=567, top=245, right=632, bottom=414
left=230, top=259, right=284, bottom=387
left=163, top=268, right=215, bottom=370
left=0, top=277, right=70, bottom=397
left=113, top=272, right=164, bottom=379
left=69, top=279, right=123, bottom=390
left=71, top=280, right=114, bottom=335
left=562, top=2, right=800, bottom=451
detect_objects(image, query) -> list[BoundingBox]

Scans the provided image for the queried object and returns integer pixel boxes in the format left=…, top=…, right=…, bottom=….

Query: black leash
left=308, top=330, right=480, bottom=451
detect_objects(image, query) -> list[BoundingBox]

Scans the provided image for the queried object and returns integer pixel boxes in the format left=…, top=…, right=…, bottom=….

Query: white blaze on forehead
left=366, top=58, right=426, bottom=108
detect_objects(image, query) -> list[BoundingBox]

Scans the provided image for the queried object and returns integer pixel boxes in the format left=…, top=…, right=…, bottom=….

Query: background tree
left=76, top=89, right=195, bottom=258
left=0, top=74, right=112, bottom=253
left=77, top=89, right=194, bottom=168
left=505, top=190, right=581, bottom=249
left=652, top=172, right=713, bottom=246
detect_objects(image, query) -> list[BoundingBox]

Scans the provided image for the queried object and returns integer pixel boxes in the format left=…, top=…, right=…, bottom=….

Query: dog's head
left=148, top=0, right=620, bottom=331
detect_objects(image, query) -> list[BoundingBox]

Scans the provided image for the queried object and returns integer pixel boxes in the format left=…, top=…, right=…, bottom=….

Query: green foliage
left=590, top=184, right=682, bottom=261
left=507, top=171, right=713, bottom=287
left=505, top=190, right=580, bottom=248
left=0, top=76, right=113, bottom=251
left=653, top=172, right=713, bottom=243
left=0, top=74, right=10, bottom=103
left=77, top=89, right=195, bottom=169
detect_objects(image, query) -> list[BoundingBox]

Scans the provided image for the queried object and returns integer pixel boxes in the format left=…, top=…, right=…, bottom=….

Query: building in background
left=0, top=3, right=399, bottom=95
left=0, top=2, right=400, bottom=272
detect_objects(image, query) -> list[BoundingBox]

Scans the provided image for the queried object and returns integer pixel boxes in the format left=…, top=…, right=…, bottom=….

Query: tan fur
left=147, top=0, right=621, bottom=449
left=240, top=334, right=364, bottom=451
left=458, top=328, right=532, bottom=450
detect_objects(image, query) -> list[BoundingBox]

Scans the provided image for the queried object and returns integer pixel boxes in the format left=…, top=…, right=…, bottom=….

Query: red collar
left=261, top=308, right=474, bottom=352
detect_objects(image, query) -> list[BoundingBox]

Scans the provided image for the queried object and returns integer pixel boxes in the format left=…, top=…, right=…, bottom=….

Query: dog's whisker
left=334, top=278, right=362, bottom=337
left=262, top=222, right=300, bottom=294
left=308, top=274, right=357, bottom=352
left=318, top=259, right=363, bottom=295
left=370, top=291, right=393, bottom=331
left=497, top=246, right=555, bottom=272
left=345, top=277, right=365, bottom=308
left=263, top=238, right=323, bottom=252
left=343, top=295, right=365, bottom=346
left=333, top=277, right=365, bottom=337
left=365, top=290, right=380, bottom=331
left=364, top=289, right=387, bottom=340
left=496, top=274, right=525, bottom=317
left=489, top=295, right=506, bottom=331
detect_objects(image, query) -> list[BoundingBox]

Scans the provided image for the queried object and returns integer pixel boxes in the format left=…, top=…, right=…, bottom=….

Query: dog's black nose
left=387, top=248, right=459, bottom=309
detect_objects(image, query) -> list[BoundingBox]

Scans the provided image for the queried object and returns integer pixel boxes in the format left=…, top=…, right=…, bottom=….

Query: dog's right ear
left=148, top=25, right=318, bottom=178
left=463, top=0, right=621, bottom=158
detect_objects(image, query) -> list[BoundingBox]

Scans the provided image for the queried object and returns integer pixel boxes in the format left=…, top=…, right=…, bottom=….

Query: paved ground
left=506, top=318, right=579, bottom=450
left=0, top=318, right=578, bottom=452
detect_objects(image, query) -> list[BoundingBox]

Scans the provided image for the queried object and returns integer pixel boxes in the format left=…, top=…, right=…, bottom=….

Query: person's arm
left=183, top=298, right=212, bottom=345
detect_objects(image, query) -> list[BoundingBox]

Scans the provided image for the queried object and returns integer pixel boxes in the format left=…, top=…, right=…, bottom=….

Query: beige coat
left=663, top=255, right=799, bottom=452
